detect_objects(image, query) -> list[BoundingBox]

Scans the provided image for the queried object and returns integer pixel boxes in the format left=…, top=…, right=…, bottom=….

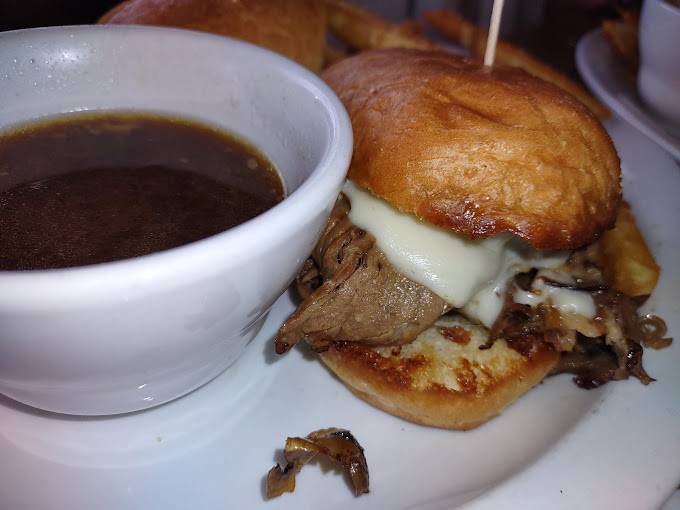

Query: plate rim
left=575, top=28, right=680, bottom=160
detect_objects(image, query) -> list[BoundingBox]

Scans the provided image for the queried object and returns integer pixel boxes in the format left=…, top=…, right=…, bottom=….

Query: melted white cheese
left=463, top=247, right=570, bottom=327
left=342, top=180, right=591, bottom=326
left=343, top=181, right=509, bottom=308
left=514, top=271, right=597, bottom=318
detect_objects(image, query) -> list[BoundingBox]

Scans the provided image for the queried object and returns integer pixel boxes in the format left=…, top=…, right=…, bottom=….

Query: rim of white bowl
left=654, top=0, right=680, bottom=15
left=0, top=25, right=353, bottom=304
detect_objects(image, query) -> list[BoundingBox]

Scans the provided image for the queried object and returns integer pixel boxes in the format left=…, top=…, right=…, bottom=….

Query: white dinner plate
left=1, top=119, right=679, bottom=509
left=576, top=28, right=680, bottom=161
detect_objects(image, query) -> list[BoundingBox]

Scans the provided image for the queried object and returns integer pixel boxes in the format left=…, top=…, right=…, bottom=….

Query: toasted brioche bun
left=322, top=49, right=621, bottom=250
left=320, top=315, right=559, bottom=430
left=99, top=0, right=326, bottom=72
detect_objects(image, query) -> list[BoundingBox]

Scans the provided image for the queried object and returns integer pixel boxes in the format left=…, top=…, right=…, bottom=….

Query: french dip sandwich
left=99, top=0, right=327, bottom=72
left=276, top=49, right=669, bottom=430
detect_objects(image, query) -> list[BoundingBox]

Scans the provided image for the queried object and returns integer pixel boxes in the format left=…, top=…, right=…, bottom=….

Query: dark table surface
left=0, top=0, right=638, bottom=82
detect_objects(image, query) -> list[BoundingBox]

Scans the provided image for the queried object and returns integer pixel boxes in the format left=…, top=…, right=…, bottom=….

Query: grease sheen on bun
left=99, top=0, right=326, bottom=72
left=322, top=49, right=621, bottom=250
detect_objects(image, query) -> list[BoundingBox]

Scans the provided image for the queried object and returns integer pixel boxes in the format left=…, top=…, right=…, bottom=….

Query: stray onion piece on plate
left=266, top=428, right=369, bottom=499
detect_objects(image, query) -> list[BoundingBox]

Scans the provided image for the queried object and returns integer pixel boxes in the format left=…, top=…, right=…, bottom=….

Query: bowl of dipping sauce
left=0, top=25, right=352, bottom=415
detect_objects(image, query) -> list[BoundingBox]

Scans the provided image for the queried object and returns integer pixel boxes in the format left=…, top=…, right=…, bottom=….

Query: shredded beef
left=275, top=194, right=450, bottom=354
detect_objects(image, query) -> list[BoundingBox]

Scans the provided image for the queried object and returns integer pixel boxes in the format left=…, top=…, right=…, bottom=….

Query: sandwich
left=99, top=0, right=327, bottom=72
left=275, top=48, right=670, bottom=430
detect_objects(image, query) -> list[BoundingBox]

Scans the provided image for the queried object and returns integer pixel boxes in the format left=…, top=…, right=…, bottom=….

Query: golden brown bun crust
left=319, top=315, right=559, bottom=430
left=322, top=49, right=621, bottom=250
left=99, top=0, right=326, bottom=72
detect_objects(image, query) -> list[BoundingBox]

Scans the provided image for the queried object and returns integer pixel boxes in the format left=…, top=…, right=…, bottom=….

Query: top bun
left=322, top=49, right=621, bottom=250
left=99, top=0, right=326, bottom=72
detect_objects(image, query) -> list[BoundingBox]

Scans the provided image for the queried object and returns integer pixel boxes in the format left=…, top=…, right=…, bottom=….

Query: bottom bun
left=319, top=315, right=559, bottom=430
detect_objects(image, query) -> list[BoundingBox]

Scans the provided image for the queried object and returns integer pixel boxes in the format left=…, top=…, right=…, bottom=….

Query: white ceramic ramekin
left=0, top=25, right=352, bottom=415
left=638, top=0, right=680, bottom=132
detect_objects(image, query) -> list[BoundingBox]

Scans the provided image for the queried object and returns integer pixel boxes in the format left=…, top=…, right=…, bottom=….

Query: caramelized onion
left=491, top=261, right=664, bottom=388
left=541, top=276, right=607, bottom=292
left=639, top=314, right=673, bottom=349
left=550, top=338, right=618, bottom=389
left=266, top=428, right=369, bottom=499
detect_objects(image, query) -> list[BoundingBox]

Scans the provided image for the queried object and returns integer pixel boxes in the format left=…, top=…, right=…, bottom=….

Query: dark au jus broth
left=0, top=112, right=284, bottom=270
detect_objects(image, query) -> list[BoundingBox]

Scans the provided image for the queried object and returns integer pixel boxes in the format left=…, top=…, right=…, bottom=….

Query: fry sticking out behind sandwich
left=276, top=49, right=670, bottom=430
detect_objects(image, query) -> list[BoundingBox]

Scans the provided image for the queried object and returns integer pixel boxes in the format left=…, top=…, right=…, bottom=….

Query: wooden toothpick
left=483, top=0, right=506, bottom=67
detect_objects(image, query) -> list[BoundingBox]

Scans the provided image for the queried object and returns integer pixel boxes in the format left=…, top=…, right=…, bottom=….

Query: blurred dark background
left=0, top=0, right=118, bottom=30
left=0, top=0, right=640, bottom=80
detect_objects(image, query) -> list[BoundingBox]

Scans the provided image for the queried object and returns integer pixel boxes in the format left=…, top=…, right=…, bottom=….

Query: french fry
left=325, top=0, right=439, bottom=51
left=619, top=8, right=640, bottom=26
left=323, top=44, right=348, bottom=68
left=423, top=10, right=611, bottom=119
left=602, top=9, right=639, bottom=74
left=599, top=202, right=660, bottom=297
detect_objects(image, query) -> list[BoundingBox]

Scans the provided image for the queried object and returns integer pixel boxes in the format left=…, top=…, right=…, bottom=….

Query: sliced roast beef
left=276, top=195, right=671, bottom=391
left=275, top=194, right=449, bottom=354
